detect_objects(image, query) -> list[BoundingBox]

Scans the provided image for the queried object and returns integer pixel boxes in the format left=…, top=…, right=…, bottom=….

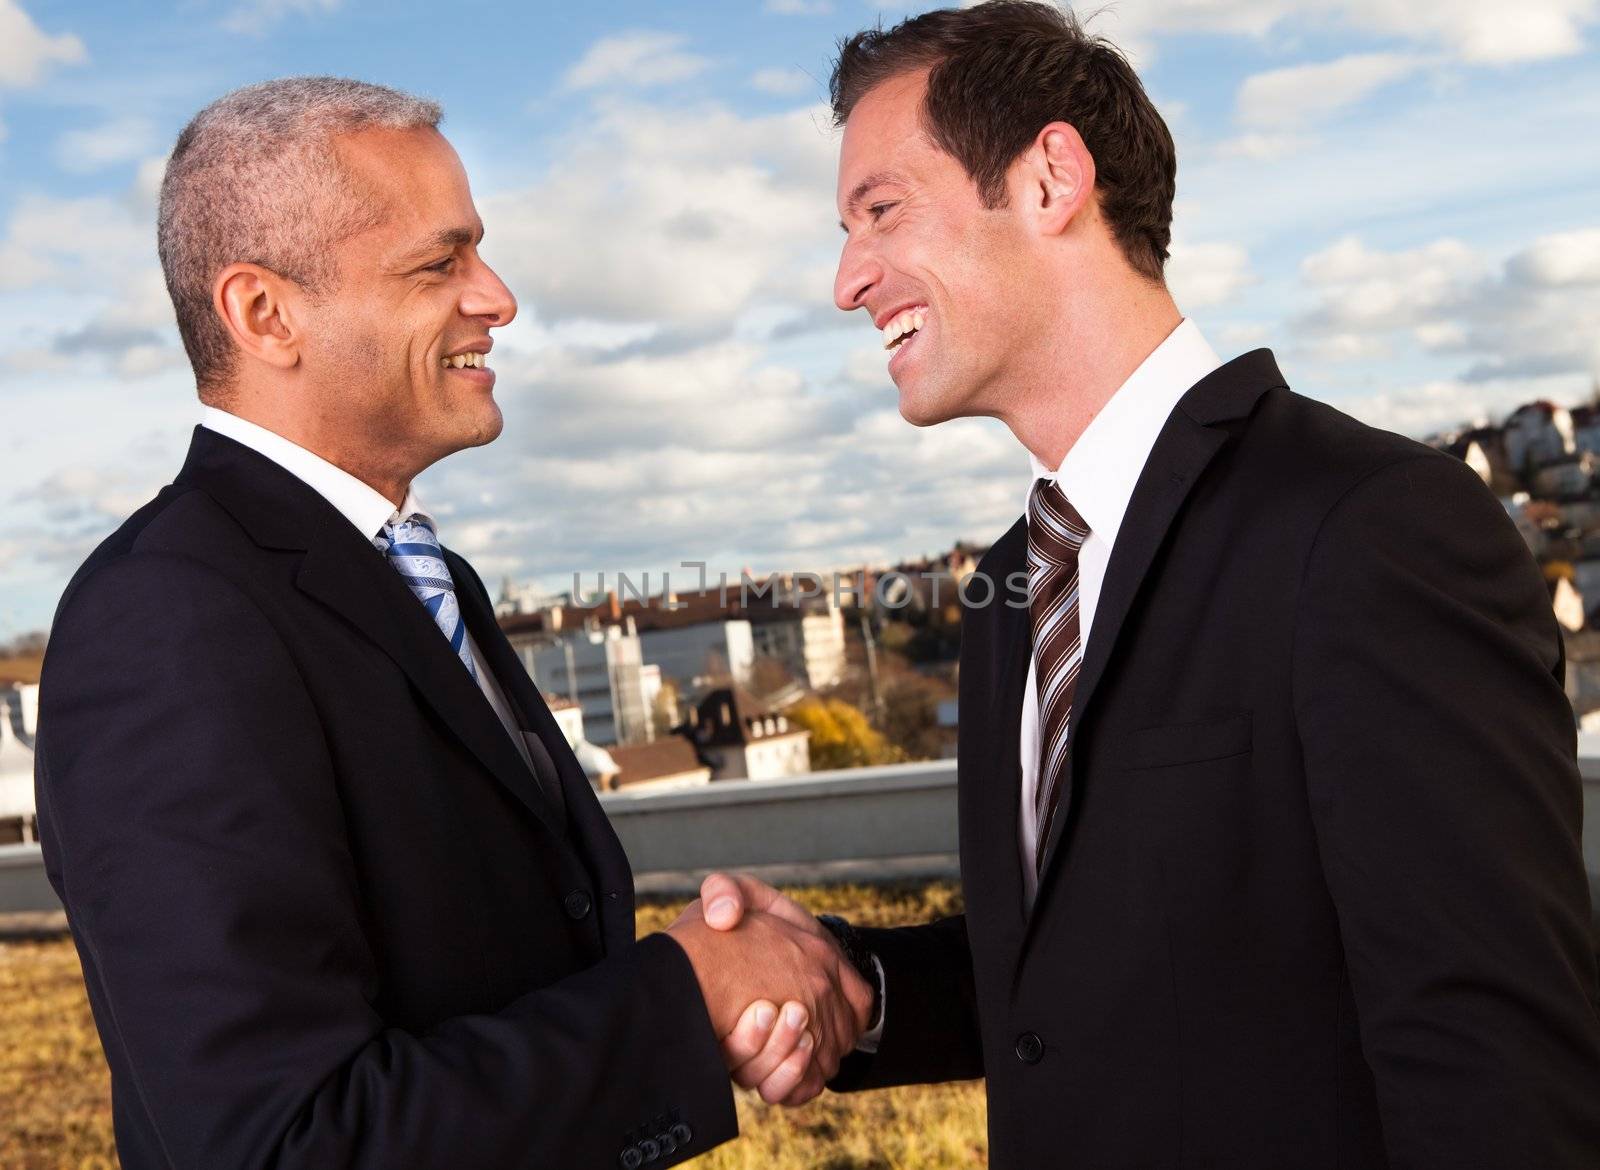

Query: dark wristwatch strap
left=818, top=914, right=884, bottom=1032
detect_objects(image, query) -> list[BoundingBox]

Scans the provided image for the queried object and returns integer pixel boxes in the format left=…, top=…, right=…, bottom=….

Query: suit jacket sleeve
left=35, top=552, right=737, bottom=1170
left=1292, top=453, right=1600, bottom=1168
left=828, top=914, right=985, bottom=1090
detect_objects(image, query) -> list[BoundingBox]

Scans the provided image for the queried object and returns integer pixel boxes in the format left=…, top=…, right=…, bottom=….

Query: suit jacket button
left=1015, top=1031, right=1044, bottom=1064
left=639, top=1136, right=661, bottom=1161
left=669, top=1122, right=692, bottom=1146
left=655, top=1131, right=677, bottom=1155
left=619, top=1147, right=643, bottom=1169
left=565, top=890, right=593, bottom=919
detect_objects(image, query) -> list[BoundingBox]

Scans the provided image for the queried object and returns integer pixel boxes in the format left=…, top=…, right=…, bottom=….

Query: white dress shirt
left=199, top=407, right=537, bottom=775
left=1018, top=319, right=1222, bottom=902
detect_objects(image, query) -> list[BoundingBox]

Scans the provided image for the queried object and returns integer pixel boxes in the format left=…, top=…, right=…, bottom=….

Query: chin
left=896, top=380, right=964, bottom=428
left=449, top=404, right=504, bottom=452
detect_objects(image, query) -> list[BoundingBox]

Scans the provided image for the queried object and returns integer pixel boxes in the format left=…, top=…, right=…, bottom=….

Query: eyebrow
left=838, top=171, right=903, bottom=231
left=398, top=223, right=483, bottom=267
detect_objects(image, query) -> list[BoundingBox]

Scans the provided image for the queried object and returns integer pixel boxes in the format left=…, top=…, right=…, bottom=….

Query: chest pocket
left=1118, top=712, right=1252, bottom=770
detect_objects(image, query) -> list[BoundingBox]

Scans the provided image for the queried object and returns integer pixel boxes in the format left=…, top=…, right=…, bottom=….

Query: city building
left=506, top=622, right=652, bottom=746
left=685, top=686, right=810, bottom=781
left=637, top=620, right=755, bottom=695
left=0, top=684, right=38, bottom=843
left=748, top=602, right=848, bottom=690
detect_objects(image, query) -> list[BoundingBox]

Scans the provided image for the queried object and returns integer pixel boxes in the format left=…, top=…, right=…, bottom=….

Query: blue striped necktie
left=1027, top=477, right=1090, bottom=873
left=373, top=514, right=477, bottom=681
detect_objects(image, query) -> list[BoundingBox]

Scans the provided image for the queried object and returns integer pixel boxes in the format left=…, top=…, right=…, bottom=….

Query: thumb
left=701, top=871, right=760, bottom=930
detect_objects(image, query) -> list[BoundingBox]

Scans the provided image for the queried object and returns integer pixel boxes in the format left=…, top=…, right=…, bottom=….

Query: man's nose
left=463, top=257, right=518, bottom=327
left=834, top=238, right=880, bottom=314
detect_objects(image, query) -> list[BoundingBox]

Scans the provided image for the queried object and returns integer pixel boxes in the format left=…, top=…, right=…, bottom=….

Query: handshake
left=666, top=873, right=877, bottom=1106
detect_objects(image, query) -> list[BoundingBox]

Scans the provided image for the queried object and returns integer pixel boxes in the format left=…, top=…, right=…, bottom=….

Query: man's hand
left=665, top=878, right=872, bottom=1104
left=687, top=872, right=867, bottom=1105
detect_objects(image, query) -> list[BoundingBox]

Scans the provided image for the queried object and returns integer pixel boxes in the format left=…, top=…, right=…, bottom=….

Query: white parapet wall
left=600, top=759, right=958, bottom=875
left=4, top=751, right=1599, bottom=926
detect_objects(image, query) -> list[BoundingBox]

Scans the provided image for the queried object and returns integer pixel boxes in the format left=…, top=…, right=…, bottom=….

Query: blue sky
left=3, top=0, right=1599, bottom=636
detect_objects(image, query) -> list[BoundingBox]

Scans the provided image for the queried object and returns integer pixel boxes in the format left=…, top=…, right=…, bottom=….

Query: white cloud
left=1092, top=0, right=1599, bottom=65
left=1166, top=240, right=1256, bottom=308
left=53, top=116, right=157, bottom=173
left=1298, top=234, right=1486, bottom=330
left=751, top=67, right=815, bottom=97
left=482, top=100, right=839, bottom=327
left=1214, top=131, right=1314, bottom=160
left=222, top=0, right=341, bottom=36
left=0, top=0, right=86, bottom=88
left=1336, top=0, right=1599, bottom=65
left=1337, top=374, right=1591, bottom=437
left=563, top=31, right=710, bottom=91
left=1218, top=322, right=1270, bottom=349
left=1236, top=52, right=1428, bottom=129
left=0, top=162, right=181, bottom=379
left=1294, top=229, right=1600, bottom=387
left=764, top=0, right=833, bottom=13
left=1505, top=227, right=1600, bottom=286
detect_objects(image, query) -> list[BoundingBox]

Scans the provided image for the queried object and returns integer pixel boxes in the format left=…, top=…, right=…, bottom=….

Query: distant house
left=1505, top=401, right=1576, bottom=474
left=0, top=684, right=37, bottom=843
left=685, top=686, right=810, bottom=781
left=598, top=738, right=712, bottom=793
left=1554, top=576, right=1587, bottom=633
left=544, top=694, right=585, bottom=749
left=1531, top=453, right=1599, bottom=500
left=1503, top=493, right=1549, bottom=559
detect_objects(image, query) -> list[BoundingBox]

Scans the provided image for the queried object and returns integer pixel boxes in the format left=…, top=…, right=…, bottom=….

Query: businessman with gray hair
left=35, top=77, right=868, bottom=1170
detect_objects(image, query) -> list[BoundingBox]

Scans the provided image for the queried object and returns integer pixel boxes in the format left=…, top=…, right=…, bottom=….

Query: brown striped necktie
left=1027, top=478, right=1090, bottom=875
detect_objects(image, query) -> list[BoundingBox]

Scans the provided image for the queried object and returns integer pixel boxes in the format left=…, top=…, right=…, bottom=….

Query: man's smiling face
left=300, top=125, right=517, bottom=472
left=833, top=69, right=1039, bottom=427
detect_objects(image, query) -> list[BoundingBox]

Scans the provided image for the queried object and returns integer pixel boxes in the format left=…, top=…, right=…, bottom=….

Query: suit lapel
left=957, top=519, right=1032, bottom=969
left=447, top=551, right=639, bottom=954
left=179, top=428, right=565, bottom=839
left=1028, top=350, right=1286, bottom=910
left=446, top=553, right=569, bottom=815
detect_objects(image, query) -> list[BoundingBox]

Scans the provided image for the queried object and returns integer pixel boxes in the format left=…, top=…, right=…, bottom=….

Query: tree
left=786, top=697, right=904, bottom=771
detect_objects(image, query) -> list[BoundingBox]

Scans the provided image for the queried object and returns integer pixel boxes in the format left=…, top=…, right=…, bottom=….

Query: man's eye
left=424, top=257, right=456, bottom=274
left=868, top=202, right=897, bottom=220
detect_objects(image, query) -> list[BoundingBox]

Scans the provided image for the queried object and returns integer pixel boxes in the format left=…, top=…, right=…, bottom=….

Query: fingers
left=756, top=1029, right=816, bottom=1104
left=732, top=1001, right=812, bottom=1090
left=774, top=1063, right=827, bottom=1107
left=721, top=999, right=779, bottom=1072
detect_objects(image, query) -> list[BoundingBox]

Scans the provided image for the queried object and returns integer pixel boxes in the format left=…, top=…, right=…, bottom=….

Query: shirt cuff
left=854, top=954, right=886, bottom=1054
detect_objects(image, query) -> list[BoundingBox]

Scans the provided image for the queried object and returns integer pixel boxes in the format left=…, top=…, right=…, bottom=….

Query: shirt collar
left=1027, top=318, right=1220, bottom=550
left=199, top=406, right=431, bottom=541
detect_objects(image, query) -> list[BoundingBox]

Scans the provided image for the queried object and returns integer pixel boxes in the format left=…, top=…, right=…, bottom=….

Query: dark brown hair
left=831, top=1, right=1175, bottom=283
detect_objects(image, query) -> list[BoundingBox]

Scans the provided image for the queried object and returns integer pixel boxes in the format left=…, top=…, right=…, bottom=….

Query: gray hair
left=157, top=77, right=442, bottom=397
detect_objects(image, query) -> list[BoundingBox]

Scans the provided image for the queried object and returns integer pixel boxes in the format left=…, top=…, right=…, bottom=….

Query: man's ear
left=1016, top=121, right=1095, bottom=237
left=214, top=263, right=302, bottom=373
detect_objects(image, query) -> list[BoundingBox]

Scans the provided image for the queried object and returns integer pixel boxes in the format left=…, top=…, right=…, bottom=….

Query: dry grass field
left=1, top=881, right=986, bottom=1169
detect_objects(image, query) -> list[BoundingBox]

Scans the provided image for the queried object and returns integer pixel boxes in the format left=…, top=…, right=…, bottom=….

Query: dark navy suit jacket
left=36, top=427, right=736, bottom=1169
left=835, top=351, right=1600, bottom=1169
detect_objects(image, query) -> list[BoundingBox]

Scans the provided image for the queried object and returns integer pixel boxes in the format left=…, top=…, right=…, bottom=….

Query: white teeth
left=881, top=307, right=928, bottom=351
left=443, top=352, right=488, bottom=370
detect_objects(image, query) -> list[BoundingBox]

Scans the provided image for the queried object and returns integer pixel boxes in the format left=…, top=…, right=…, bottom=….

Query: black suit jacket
left=34, top=427, right=736, bottom=1170
left=835, top=351, right=1600, bottom=1168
